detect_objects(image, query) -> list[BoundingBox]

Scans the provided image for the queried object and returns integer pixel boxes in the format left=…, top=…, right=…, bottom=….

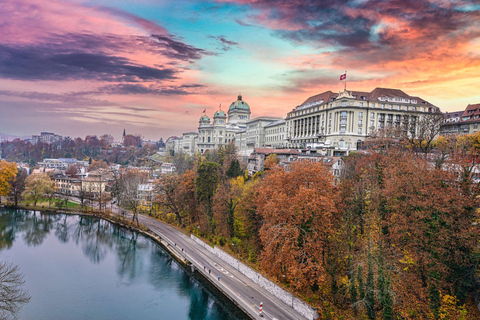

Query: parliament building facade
left=167, top=88, right=440, bottom=157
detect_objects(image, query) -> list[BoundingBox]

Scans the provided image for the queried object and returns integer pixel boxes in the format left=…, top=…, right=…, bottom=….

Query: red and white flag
left=340, top=73, right=346, bottom=81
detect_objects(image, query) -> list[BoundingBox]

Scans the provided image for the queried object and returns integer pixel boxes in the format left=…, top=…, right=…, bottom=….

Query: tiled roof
left=301, top=90, right=337, bottom=106
left=297, top=87, right=437, bottom=111
left=254, top=148, right=300, bottom=155
left=368, top=88, right=411, bottom=100
left=460, top=103, right=480, bottom=122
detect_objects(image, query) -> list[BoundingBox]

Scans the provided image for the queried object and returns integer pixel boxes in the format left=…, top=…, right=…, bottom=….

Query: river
left=0, top=208, right=246, bottom=320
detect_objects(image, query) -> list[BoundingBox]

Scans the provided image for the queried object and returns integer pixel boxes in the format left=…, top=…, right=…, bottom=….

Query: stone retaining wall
left=190, top=235, right=318, bottom=320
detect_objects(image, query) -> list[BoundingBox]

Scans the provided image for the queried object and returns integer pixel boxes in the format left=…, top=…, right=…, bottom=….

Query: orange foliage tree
left=255, top=161, right=338, bottom=292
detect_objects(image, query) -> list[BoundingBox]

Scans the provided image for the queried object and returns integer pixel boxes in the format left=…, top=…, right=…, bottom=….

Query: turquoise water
left=0, top=209, right=244, bottom=320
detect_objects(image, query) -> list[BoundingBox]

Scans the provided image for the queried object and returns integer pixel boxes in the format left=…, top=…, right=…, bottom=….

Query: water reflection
left=0, top=209, right=243, bottom=320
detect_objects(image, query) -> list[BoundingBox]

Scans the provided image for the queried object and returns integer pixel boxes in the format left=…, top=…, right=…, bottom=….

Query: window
left=358, top=128, right=362, bottom=134
left=358, top=119, right=363, bottom=126
left=342, top=101, right=347, bottom=106
left=360, top=102, right=364, bottom=107
left=359, top=112, right=363, bottom=118
left=341, top=111, right=347, bottom=118
left=381, top=104, right=385, bottom=109
left=371, top=103, right=375, bottom=108
left=208, top=137, right=211, bottom=142
left=389, top=104, right=393, bottom=110
left=371, top=112, right=375, bottom=119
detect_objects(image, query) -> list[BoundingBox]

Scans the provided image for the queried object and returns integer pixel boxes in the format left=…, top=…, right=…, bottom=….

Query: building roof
left=264, top=119, right=286, bottom=128
left=460, top=103, right=480, bottom=122
left=199, top=115, right=210, bottom=121
left=229, top=94, right=250, bottom=111
left=254, top=148, right=300, bottom=155
left=444, top=110, right=464, bottom=123
left=214, top=109, right=226, bottom=117
left=297, top=87, right=438, bottom=111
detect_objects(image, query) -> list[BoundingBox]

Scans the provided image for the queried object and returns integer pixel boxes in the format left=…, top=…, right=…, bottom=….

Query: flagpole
left=344, top=70, right=347, bottom=91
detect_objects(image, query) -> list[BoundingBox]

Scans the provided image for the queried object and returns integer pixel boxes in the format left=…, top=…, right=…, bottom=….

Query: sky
left=1, top=0, right=479, bottom=140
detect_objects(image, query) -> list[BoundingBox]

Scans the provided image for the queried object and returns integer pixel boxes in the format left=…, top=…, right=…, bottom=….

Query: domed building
left=228, top=94, right=251, bottom=126
left=194, top=95, right=252, bottom=154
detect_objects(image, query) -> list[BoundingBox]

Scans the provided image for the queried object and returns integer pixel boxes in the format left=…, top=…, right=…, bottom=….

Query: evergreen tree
left=383, top=275, right=393, bottom=320
left=349, top=269, right=358, bottom=313
left=357, top=265, right=365, bottom=299
left=226, top=159, right=242, bottom=178
left=366, top=257, right=375, bottom=319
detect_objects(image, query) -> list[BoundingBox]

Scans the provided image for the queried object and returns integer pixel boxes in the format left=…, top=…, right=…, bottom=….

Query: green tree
left=196, top=162, right=221, bottom=229
left=226, top=159, right=242, bottom=178
left=22, top=173, right=55, bottom=207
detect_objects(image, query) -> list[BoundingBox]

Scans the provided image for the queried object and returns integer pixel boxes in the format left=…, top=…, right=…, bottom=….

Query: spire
left=123, top=128, right=126, bottom=137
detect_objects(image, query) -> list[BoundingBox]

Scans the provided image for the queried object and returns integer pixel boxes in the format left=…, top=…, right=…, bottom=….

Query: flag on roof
left=340, top=73, right=346, bottom=81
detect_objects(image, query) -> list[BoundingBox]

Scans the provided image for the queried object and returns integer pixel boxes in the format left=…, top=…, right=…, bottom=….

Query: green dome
left=229, top=94, right=250, bottom=111
left=199, top=115, right=210, bottom=121
left=214, top=110, right=226, bottom=117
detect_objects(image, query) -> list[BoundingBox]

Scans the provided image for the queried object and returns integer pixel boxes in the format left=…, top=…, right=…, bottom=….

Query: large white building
left=286, top=88, right=440, bottom=156
left=168, top=88, right=441, bottom=158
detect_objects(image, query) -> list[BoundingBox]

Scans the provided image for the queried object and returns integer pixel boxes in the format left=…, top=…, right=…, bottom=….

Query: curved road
left=115, top=207, right=308, bottom=320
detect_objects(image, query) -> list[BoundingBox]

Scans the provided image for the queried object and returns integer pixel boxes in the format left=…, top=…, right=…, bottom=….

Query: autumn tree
left=88, top=160, right=109, bottom=172
left=264, top=153, right=279, bottom=170
left=8, top=169, right=27, bottom=207
left=118, top=170, right=148, bottom=225
left=403, top=111, right=445, bottom=154
left=22, top=173, right=55, bottom=207
left=381, top=154, right=479, bottom=317
left=99, top=134, right=114, bottom=148
left=154, top=171, right=197, bottom=226
left=255, top=161, right=338, bottom=292
left=0, top=161, right=17, bottom=200
left=123, top=134, right=142, bottom=148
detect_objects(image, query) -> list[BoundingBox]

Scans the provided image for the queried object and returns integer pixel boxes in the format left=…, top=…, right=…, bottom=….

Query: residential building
left=441, top=103, right=480, bottom=135
left=38, top=158, right=89, bottom=171
left=161, top=163, right=176, bottom=174
left=247, top=148, right=300, bottom=175
left=441, top=111, right=464, bottom=135
left=137, top=183, right=154, bottom=206
left=31, top=132, right=63, bottom=144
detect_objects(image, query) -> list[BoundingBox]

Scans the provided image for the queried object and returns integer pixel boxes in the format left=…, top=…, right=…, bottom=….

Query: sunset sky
left=1, top=0, right=479, bottom=140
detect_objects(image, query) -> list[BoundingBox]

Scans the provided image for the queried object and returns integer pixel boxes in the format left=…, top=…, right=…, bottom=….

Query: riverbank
left=3, top=205, right=255, bottom=319
left=3, top=203, right=318, bottom=319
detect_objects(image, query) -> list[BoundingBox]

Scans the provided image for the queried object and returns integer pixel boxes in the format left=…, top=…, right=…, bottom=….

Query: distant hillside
left=0, top=132, right=29, bottom=141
